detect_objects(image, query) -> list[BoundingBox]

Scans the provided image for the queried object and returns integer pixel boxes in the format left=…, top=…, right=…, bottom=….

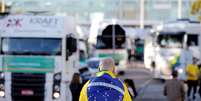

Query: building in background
left=3, top=0, right=196, bottom=28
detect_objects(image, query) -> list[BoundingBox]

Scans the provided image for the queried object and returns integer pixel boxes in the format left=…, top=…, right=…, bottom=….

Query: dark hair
left=124, top=79, right=138, bottom=98
left=117, top=71, right=125, bottom=76
left=172, top=71, right=178, bottom=78
left=124, top=79, right=133, bottom=86
left=71, top=73, right=81, bottom=84
left=193, top=57, right=198, bottom=63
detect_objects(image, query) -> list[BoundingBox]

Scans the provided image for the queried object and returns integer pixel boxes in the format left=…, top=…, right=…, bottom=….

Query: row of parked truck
left=0, top=14, right=130, bottom=101
left=1, top=14, right=199, bottom=101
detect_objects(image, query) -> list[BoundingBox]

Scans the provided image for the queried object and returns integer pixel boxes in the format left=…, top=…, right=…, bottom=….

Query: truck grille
left=11, top=73, right=45, bottom=101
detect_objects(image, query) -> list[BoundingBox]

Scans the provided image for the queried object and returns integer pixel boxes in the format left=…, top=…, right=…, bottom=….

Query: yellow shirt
left=186, top=64, right=200, bottom=80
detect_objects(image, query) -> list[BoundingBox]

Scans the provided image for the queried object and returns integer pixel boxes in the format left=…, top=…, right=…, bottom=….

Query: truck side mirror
left=70, top=38, right=77, bottom=53
left=65, top=49, right=69, bottom=61
left=66, top=35, right=77, bottom=60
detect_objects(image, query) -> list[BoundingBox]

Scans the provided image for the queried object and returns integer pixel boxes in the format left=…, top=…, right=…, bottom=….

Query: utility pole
left=140, top=0, right=144, bottom=29
left=112, top=19, right=116, bottom=56
left=178, top=0, right=182, bottom=19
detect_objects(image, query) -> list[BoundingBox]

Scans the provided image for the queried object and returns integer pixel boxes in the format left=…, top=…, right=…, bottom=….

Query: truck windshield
left=157, top=32, right=184, bottom=48
left=96, top=36, right=126, bottom=49
left=1, top=38, right=62, bottom=55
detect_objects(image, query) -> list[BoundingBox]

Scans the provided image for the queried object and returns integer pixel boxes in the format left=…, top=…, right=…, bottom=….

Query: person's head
left=124, top=79, right=132, bottom=87
left=99, top=57, right=115, bottom=73
left=172, top=70, right=178, bottom=78
left=71, top=73, right=81, bottom=84
left=193, top=57, right=198, bottom=64
left=117, top=71, right=125, bottom=77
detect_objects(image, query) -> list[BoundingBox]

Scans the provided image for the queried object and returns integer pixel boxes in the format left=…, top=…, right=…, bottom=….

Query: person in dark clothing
left=124, top=79, right=138, bottom=99
left=199, top=76, right=201, bottom=98
left=198, top=64, right=201, bottom=98
left=70, top=73, right=83, bottom=101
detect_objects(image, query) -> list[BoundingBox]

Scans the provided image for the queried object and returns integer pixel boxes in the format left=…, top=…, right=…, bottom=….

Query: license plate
left=21, top=89, right=34, bottom=96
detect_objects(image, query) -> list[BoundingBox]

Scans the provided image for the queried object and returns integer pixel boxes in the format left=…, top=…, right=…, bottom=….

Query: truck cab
left=144, top=19, right=201, bottom=79
left=0, top=15, right=79, bottom=101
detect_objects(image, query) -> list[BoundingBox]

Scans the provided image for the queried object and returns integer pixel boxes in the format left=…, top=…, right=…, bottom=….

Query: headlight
left=0, top=72, right=5, bottom=98
left=52, top=83, right=61, bottom=99
left=53, top=92, right=60, bottom=99
left=53, top=84, right=60, bottom=92
left=0, top=84, right=4, bottom=89
left=177, top=68, right=183, bottom=74
left=0, top=90, right=5, bottom=97
left=54, top=73, right=62, bottom=81
left=52, top=72, right=61, bottom=99
left=0, top=72, right=4, bottom=79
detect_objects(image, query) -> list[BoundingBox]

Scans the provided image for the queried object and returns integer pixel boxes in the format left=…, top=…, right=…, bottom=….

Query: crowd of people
left=164, top=57, right=201, bottom=101
left=70, top=57, right=201, bottom=101
left=70, top=57, right=137, bottom=101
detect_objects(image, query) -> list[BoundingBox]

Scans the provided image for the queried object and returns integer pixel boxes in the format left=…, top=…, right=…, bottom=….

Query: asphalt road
left=123, top=62, right=201, bottom=101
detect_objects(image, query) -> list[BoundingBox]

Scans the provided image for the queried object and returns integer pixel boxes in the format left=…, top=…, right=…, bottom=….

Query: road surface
left=123, top=62, right=201, bottom=101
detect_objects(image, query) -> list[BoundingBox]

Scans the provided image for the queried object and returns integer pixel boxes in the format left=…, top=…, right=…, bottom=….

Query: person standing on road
left=198, top=64, right=201, bottom=98
left=124, top=79, right=138, bottom=99
left=164, top=71, right=185, bottom=101
left=79, top=57, right=132, bottom=101
left=70, top=73, right=83, bottom=101
left=186, top=57, right=200, bottom=100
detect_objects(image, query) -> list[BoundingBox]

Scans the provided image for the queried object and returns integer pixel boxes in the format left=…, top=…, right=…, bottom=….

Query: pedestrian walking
left=79, top=57, right=132, bottom=101
left=186, top=57, right=200, bottom=100
left=198, top=64, right=201, bottom=98
left=70, top=73, right=83, bottom=101
left=199, top=77, right=201, bottom=99
left=164, top=71, right=185, bottom=101
left=124, top=79, right=138, bottom=99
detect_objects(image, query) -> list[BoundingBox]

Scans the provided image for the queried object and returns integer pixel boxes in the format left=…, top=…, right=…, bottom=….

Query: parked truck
left=0, top=15, right=79, bottom=101
left=144, top=19, right=201, bottom=79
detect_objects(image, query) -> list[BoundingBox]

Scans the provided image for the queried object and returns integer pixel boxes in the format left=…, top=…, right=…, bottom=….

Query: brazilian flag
left=169, top=53, right=180, bottom=70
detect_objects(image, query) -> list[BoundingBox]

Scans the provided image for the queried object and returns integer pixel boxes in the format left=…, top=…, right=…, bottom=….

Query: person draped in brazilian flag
left=79, top=57, right=132, bottom=101
left=169, top=53, right=181, bottom=71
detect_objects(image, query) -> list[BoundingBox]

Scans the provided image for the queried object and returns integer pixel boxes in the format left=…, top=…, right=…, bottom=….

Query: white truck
left=144, top=19, right=201, bottom=79
left=0, top=15, right=79, bottom=101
